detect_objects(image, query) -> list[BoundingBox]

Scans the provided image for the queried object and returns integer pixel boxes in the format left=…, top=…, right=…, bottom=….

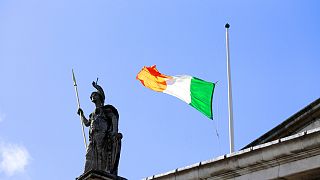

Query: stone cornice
left=243, top=98, right=320, bottom=149
left=144, top=127, right=320, bottom=180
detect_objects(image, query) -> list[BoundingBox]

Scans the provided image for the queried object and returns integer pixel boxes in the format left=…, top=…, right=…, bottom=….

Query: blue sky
left=0, top=1, right=319, bottom=179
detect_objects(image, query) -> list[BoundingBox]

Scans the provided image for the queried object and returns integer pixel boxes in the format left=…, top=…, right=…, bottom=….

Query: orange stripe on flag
left=136, top=65, right=172, bottom=92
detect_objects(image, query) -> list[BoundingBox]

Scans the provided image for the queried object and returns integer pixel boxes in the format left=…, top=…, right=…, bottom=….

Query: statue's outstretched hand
left=77, top=108, right=84, bottom=116
left=92, top=81, right=96, bottom=87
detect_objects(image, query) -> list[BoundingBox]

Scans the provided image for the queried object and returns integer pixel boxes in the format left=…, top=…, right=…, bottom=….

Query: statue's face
left=90, top=92, right=101, bottom=103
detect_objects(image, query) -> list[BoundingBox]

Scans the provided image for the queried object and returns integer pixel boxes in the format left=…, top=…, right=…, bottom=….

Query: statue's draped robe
left=84, top=105, right=121, bottom=175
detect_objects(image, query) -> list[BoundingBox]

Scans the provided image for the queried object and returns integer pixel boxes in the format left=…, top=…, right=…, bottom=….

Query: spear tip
left=72, top=69, right=77, bottom=85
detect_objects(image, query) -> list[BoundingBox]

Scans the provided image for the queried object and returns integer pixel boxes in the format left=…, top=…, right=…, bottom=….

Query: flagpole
left=225, top=23, right=235, bottom=153
left=72, top=69, right=88, bottom=150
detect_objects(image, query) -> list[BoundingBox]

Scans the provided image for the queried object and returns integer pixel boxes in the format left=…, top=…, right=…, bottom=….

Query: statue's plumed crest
left=92, top=82, right=105, bottom=104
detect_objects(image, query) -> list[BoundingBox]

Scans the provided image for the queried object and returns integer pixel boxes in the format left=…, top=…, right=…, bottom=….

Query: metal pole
left=72, top=69, right=88, bottom=150
left=225, top=23, right=235, bottom=153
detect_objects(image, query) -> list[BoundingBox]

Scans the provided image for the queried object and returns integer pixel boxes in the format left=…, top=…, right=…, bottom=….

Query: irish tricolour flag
left=136, top=65, right=215, bottom=119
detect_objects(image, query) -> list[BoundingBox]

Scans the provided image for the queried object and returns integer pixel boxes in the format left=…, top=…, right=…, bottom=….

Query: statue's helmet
left=90, top=82, right=105, bottom=104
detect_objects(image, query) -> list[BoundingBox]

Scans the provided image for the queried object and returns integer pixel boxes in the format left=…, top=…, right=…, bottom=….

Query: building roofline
left=144, top=126, right=320, bottom=180
left=242, top=98, right=320, bottom=149
left=144, top=98, right=320, bottom=180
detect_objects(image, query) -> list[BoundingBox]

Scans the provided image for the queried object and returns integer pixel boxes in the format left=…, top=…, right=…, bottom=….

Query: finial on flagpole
left=225, top=23, right=230, bottom=29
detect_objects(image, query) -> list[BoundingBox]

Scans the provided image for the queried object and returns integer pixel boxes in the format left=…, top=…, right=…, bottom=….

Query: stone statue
left=77, top=81, right=122, bottom=176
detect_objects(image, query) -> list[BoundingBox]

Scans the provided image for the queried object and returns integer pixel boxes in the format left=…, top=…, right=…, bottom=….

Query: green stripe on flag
left=189, top=77, right=215, bottom=119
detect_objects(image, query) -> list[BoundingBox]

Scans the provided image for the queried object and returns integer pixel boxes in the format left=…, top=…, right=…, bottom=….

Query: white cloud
left=0, top=142, right=30, bottom=176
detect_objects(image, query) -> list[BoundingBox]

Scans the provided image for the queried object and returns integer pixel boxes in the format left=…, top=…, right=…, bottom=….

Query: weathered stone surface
left=76, top=170, right=127, bottom=180
left=145, top=129, right=320, bottom=180
left=143, top=98, right=320, bottom=180
left=77, top=81, right=122, bottom=176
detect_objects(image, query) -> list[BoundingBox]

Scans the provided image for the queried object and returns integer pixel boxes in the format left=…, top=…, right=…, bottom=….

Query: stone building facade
left=144, top=98, right=320, bottom=180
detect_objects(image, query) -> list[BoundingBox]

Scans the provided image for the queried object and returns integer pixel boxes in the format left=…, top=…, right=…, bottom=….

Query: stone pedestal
left=76, top=170, right=127, bottom=180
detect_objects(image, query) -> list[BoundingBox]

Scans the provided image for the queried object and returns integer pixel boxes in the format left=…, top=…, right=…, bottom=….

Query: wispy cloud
left=0, top=142, right=31, bottom=176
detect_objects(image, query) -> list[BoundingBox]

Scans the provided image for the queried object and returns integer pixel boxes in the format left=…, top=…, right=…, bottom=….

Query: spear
left=72, top=69, right=88, bottom=150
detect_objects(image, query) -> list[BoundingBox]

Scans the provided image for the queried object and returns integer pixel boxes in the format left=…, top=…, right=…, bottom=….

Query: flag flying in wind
left=136, top=65, right=215, bottom=119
